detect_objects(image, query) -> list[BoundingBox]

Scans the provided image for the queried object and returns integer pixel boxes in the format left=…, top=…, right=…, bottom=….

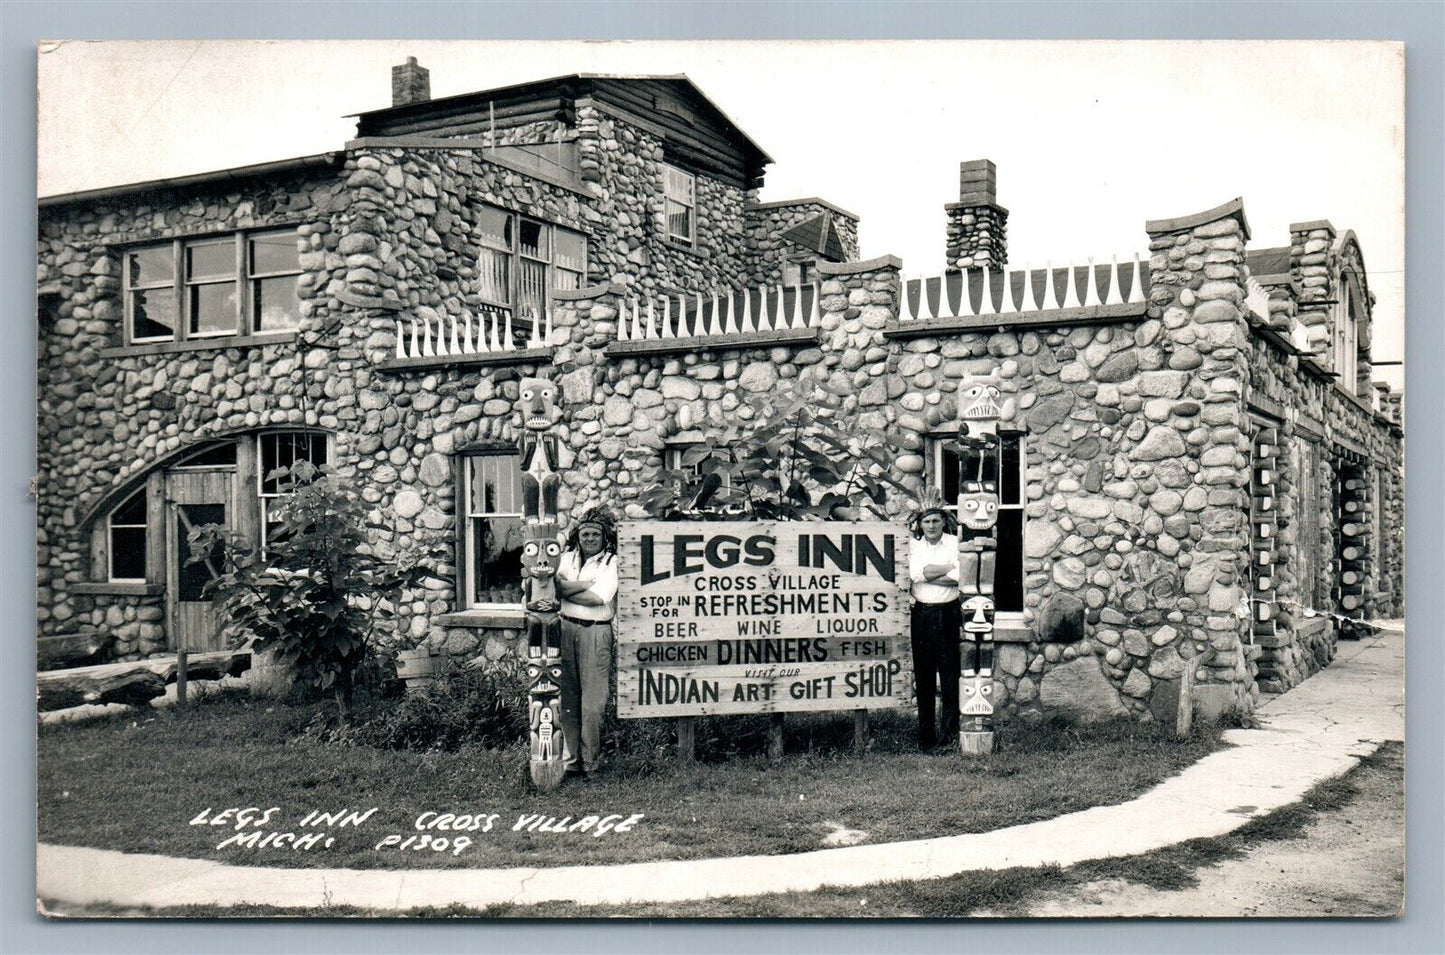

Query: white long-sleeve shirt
left=909, top=533, right=960, bottom=604
left=558, top=550, right=619, bottom=622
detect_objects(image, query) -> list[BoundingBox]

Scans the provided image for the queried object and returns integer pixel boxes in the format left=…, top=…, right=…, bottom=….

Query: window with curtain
left=476, top=205, right=587, bottom=332
left=464, top=453, right=526, bottom=607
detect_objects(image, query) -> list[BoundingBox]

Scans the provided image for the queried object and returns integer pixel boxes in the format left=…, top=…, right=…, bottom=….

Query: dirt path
left=1000, top=744, right=1404, bottom=918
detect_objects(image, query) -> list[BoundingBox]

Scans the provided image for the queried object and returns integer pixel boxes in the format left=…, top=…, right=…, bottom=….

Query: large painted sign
left=616, top=521, right=911, bottom=717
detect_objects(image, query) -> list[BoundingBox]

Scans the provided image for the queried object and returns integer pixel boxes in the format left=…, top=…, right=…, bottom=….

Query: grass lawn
left=38, top=692, right=1221, bottom=871
left=58, top=742, right=1397, bottom=920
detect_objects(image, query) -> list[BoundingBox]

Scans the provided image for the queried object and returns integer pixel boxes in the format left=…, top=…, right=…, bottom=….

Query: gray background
left=4, top=3, right=1441, bottom=953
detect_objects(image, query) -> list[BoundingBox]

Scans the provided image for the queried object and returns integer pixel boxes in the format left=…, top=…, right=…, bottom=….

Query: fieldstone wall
left=38, top=140, right=1401, bottom=732
left=1240, top=234, right=1403, bottom=691
left=1288, top=220, right=1336, bottom=367
left=1141, top=200, right=1258, bottom=721
left=36, top=165, right=347, bottom=654
left=572, top=106, right=750, bottom=296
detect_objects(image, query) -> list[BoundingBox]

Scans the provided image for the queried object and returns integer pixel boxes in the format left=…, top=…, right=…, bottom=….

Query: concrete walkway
left=37, top=628, right=1405, bottom=913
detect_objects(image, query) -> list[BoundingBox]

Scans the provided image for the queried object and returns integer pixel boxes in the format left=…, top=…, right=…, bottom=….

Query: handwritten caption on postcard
left=190, top=806, right=645, bottom=857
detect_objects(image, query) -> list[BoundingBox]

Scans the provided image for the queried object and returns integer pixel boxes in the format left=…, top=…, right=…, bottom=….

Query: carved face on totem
left=961, top=594, right=996, bottom=633
left=959, top=674, right=996, bottom=716
left=517, top=377, right=561, bottom=432
left=526, top=658, right=564, bottom=698
left=958, top=486, right=999, bottom=531
left=521, top=537, right=562, bottom=581
left=958, top=376, right=1002, bottom=424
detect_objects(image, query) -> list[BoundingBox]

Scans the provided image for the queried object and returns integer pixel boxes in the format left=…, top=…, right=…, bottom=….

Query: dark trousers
left=911, top=600, right=961, bottom=747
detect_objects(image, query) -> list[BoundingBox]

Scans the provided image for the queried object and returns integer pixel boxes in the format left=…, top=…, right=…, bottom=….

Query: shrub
left=306, top=658, right=530, bottom=753
left=189, top=462, right=442, bottom=713
left=636, top=384, right=911, bottom=520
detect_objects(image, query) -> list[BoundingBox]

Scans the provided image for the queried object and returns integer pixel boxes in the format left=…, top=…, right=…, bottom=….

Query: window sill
left=71, top=582, right=164, bottom=597
left=434, top=609, right=526, bottom=630
left=605, top=327, right=819, bottom=358
left=377, top=346, right=556, bottom=372
left=99, top=331, right=299, bottom=359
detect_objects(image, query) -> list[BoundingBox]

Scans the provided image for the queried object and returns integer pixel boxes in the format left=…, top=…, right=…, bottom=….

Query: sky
left=36, top=39, right=1405, bottom=389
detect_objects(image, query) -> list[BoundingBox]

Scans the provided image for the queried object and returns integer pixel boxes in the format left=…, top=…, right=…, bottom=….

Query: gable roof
left=352, top=73, right=772, bottom=188
left=1246, top=246, right=1292, bottom=278
left=780, top=211, right=848, bottom=262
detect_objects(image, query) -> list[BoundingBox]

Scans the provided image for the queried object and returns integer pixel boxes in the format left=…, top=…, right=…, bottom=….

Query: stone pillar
left=392, top=57, right=431, bottom=107
left=551, top=284, right=628, bottom=520
left=1289, top=219, right=1336, bottom=365
left=945, top=160, right=1008, bottom=272
left=1144, top=197, right=1257, bottom=720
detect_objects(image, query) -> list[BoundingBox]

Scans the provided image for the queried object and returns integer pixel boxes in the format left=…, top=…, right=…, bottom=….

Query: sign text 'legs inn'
left=617, top=522, right=911, bottom=717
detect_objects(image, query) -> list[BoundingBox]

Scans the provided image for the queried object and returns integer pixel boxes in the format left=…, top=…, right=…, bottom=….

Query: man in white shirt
left=555, top=507, right=619, bottom=776
left=908, top=500, right=961, bottom=750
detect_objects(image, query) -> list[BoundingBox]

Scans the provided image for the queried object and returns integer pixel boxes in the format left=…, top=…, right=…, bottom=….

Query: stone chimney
left=1288, top=219, right=1336, bottom=363
left=945, top=159, right=1008, bottom=272
left=392, top=56, right=431, bottom=107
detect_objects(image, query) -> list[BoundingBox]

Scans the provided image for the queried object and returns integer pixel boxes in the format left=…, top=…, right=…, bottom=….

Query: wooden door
left=165, top=470, right=235, bottom=653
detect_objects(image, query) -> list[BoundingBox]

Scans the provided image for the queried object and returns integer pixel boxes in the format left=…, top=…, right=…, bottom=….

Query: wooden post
left=1175, top=657, right=1197, bottom=739
left=767, top=713, right=785, bottom=761
left=676, top=717, right=695, bottom=764
left=852, top=709, right=868, bottom=756
left=175, top=647, right=189, bottom=707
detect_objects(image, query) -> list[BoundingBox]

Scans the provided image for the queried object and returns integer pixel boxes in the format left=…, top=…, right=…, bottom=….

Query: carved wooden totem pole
left=956, top=375, right=1002, bottom=756
left=517, top=376, right=569, bottom=791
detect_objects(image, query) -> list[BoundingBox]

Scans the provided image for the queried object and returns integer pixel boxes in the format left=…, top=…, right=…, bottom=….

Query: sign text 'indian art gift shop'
left=618, top=522, right=910, bottom=715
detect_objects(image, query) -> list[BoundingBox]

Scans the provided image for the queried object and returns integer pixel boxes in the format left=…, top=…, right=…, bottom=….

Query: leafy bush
left=189, top=462, right=441, bottom=712
left=302, top=658, right=530, bottom=753
left=637, top=384, right=911, bottom=520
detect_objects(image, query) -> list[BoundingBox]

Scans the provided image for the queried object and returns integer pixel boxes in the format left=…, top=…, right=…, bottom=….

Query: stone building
left=36, top=61, right=1403, bottom=722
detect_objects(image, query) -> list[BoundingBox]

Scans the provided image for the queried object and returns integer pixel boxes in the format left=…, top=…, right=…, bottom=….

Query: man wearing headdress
left=908, top=490, right=961, bottom=750
left=555, top=506, right=619, bottom=776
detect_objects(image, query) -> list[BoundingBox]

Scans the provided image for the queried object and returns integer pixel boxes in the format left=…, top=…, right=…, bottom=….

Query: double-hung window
left=258, top=431, right=329, bottom=551
left=476, top=206, right=587, bottom=332
left=928, top=432, right=1026, bottom=614
left=124, top=228, right=301, bottom=345
left=463, top=453, right=526, bottom=607
left=662, top=164, right=695, bottom=244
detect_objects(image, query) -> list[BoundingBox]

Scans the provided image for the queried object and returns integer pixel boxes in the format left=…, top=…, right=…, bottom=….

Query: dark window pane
left=178, top=503, right=225, bottom=601
left=472, top=516, right=525, bottom=604
left=186, top=240, right=234, bottom=280
left=176, top=442, right=238, bottom=468
left=110, top=527, right=146, bottom=580
left=130, top=289, right=176, bottom=340
left=249, top=232, right=298, bottom=275
left=112, top=490, right=147, bottom=525
left=995, top=510, right=1023, bottom=612
left=128, top=246, right=174, bottom=287
left=253, top=276, right=300, bottom=331
left=940, top=444, right=960, bottom=502
left=519, top=219, right=547, bottom=260
left=1000, top=434, right=1021, bottom=505
left=189, top=282, right=238, bottom=336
